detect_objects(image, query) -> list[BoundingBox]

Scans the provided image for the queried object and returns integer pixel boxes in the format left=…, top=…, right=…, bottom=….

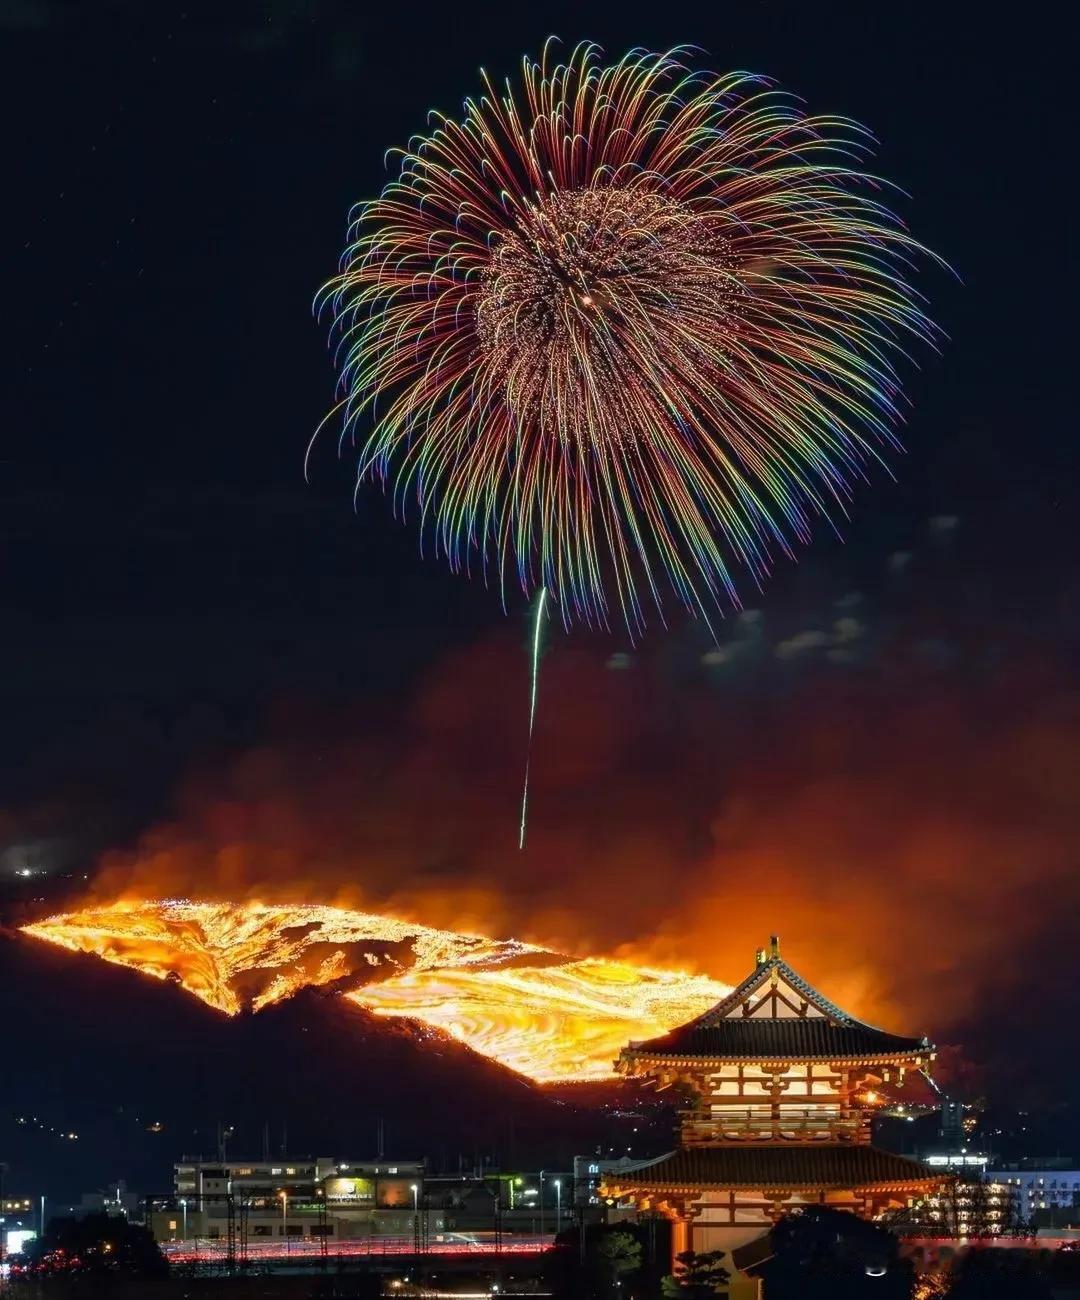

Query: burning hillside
left=22, top=899, right=727, bottom=1081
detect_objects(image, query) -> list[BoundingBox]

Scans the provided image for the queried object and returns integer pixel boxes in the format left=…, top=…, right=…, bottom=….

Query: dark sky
left=2, top=0, right=1076, bottom=1169
left=2, top=0, right=1070, bottom=813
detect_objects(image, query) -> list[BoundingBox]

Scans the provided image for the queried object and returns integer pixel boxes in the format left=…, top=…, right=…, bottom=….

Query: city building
left=603, top=937, right=946, bottom=1297
left=74, top=1179, right=141, bottom=1220
left=573, top=1156, right=647, bottom=1210
left=149, top=1157, right=436, bottom=1244
left=896, top=1174, right=1016, bottom=1236
left=919, top=1150, right=990, bottom=1174
left=424, top=1170, right=573, bottom=1234
left=938, top=1099, right=966, bottom=1149
left=987, top=1162, right=1080, bottom=1223
left=1, top=1195, right=37, bottom=1261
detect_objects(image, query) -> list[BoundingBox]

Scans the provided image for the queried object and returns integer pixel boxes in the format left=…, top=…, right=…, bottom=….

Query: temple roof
left=621, top=937, right=929, bottom=1065
left=601, top=1146, right=940, bottom=1192
left=629, top=1018, right=927, bottom=1061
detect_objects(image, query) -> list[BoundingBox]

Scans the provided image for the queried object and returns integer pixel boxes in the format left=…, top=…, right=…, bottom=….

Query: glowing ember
left=21, top=899, right=728, bottom=1081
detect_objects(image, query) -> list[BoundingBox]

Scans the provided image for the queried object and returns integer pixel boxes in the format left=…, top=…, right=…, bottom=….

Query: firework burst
left=317, top=42, right=939, bottom=632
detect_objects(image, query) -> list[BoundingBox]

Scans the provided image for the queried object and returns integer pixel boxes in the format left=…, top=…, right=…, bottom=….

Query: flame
left=21, top=899, right=728, bottom=1081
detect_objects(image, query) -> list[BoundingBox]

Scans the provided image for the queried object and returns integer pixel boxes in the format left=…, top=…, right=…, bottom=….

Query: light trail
left=160, top=1233, right=553, bottom=1264
left=519, top=587, right=548, bottom=850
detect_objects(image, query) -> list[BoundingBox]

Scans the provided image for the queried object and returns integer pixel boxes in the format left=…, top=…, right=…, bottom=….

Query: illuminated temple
left=605, top=938, right=945, bottom=1291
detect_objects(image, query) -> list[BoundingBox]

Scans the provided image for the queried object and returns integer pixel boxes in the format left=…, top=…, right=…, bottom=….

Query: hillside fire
left=22, top=899, right=728, bottom=1082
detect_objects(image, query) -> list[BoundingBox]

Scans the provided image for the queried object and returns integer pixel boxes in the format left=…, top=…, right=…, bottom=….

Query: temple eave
left=606, top=1177, right=940, bottom=1196
left=618, top=1050, right=931, bottom=1069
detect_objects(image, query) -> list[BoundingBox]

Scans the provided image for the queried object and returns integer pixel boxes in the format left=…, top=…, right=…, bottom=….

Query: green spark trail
left=518, top=588, right=548, bottom=850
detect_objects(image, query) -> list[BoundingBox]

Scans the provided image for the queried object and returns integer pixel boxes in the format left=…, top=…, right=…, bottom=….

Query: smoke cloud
left=89, top=627, right=1079, bottom=1090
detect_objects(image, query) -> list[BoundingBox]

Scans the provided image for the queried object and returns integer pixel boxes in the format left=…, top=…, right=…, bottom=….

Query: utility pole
left=1, top=1161, right=8, bottom=1276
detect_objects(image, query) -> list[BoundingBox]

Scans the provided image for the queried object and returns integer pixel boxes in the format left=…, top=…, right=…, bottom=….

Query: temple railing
left=678, top=1110, right=870, bottom=1145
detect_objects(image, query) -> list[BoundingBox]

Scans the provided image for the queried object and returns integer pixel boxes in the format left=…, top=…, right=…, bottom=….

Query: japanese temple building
left=604, top=937, right=945, bottom=1292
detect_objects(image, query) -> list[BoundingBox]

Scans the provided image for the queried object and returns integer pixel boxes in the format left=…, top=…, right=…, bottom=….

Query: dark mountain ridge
left=0, top=928, right=655, bottom=1202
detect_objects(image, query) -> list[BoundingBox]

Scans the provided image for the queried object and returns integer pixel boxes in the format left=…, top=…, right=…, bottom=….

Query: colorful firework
left=317, top=42, right=939, bottom=632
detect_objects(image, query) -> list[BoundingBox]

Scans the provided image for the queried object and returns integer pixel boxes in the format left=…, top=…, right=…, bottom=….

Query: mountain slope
left=0, top=928, right=667, bottom=1201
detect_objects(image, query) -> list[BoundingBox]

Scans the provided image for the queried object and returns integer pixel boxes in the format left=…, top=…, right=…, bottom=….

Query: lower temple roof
left=603, top=1146, right=940, bottom=1192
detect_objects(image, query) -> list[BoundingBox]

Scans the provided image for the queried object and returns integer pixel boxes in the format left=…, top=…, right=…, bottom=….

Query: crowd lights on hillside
left=14, top=1116, right=78, bottom=1141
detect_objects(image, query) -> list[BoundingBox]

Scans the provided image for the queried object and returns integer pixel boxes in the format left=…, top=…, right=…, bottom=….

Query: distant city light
left=5, top=1229, right=37, bottom=1255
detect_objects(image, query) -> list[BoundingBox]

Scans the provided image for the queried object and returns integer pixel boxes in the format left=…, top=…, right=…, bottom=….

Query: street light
left=180, top=1197, right=187, bottom=1241
left=279, top=1190, right=288, bottom=1255
left=410, top=1183, right=421, bottom=1255
left=539, top=1171, right=545, bottom=1241
left=554, top=1179, right=561, bottom=1232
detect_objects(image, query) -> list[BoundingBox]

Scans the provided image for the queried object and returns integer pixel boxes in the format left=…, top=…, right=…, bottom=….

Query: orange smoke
left=75, top=629, right=1080, bottom=1074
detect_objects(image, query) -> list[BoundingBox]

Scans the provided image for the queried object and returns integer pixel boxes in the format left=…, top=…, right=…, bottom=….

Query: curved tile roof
left=622, top=938, right=930, bottom=1064
left=602, top=1145, right=939, bottom=1191
left=626, top=1017, right=926, bottom=1061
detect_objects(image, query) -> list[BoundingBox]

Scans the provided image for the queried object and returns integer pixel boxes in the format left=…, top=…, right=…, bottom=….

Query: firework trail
left=318, top=42, right=939, bottom=634
left=518, top=587, right=547, bottom=849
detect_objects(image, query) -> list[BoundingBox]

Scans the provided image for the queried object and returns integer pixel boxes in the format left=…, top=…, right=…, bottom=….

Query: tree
left=593, top=1230, right=642, bottom=1293
left=757, top=1206, right=915, bottom=1299
left=13, top=1212, right=168, bottom=1278
left=944, top=1248, right=1053, bottom=1299
left=661, top=1248, right=731, bottom=1296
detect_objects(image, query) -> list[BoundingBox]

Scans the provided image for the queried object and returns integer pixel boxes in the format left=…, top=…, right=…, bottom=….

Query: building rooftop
left=620, top=936, right=930, bottom=1067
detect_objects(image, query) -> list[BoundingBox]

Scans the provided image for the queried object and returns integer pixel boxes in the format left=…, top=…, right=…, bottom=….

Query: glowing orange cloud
left=54, top=629, right=1080, bottom=1093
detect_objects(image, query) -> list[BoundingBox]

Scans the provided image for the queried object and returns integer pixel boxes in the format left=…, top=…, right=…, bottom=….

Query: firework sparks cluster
left=319, top=42, right=938, bottom=631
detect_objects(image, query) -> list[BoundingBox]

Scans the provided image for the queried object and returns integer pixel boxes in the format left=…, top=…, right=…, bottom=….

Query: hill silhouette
left=1, top=928, right=649, bottom=1201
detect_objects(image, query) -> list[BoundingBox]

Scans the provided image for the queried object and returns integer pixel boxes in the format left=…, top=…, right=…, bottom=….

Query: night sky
left=2, top=1, right=1075, bottom=1193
